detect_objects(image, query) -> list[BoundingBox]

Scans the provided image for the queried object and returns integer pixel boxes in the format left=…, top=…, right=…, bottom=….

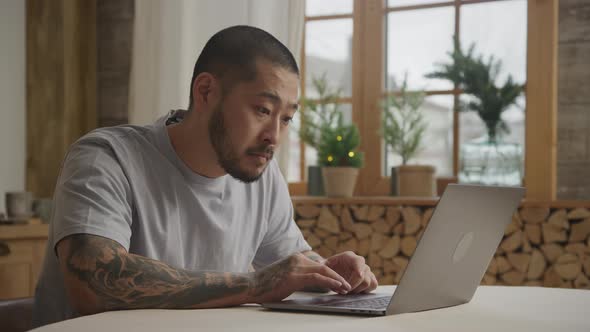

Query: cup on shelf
left=5, top=191, right=34, bottom=219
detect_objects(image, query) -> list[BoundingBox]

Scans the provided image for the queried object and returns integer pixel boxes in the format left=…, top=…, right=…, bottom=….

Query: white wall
left=0, top=0, right=26, bottom=213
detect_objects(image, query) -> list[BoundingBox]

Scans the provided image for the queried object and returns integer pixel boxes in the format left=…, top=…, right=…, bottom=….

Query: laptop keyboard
left=318, top=296, right=390, bottom=309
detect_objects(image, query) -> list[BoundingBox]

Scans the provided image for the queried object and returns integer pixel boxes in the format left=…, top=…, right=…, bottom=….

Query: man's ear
left=192, top=73, right=219, bottom=108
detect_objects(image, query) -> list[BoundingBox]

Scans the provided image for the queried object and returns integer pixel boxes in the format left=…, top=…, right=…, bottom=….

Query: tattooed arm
left=56, top=234, right=352, bottom=315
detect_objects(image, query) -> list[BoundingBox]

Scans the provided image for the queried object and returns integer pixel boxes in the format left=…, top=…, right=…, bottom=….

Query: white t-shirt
left=32, top=111, right=310, bottom=327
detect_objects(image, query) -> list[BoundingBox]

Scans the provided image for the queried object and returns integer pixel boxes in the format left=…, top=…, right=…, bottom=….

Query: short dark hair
left=188, top=25, right=300, bottom=110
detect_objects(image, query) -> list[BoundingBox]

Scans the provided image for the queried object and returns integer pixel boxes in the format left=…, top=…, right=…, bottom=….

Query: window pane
left=305, top=19, right=353, bottom=98
left=384, top=95, right=454, bottom=177
left=458, top=0, right=526, bottom=185
left=388, top=0, right=454, bottom=8
left=305, top=103, right=353, bottom=175
left=460, top=0, right=527, bottom=85
left=501, top=95, right=526, bottom=147
left=306, top=0, right=353, bottom=16
left=386, top=7, right=455, bottom=91
left=459, top=94, right=525, bottom=145
left=459, top=95, right=487, bottom=144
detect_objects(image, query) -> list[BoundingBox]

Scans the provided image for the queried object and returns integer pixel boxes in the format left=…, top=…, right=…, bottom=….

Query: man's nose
left=262, top=116, right=281, bottom=146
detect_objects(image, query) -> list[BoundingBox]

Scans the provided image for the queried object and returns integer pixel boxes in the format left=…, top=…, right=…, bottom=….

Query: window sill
left=291, top=196, right=590, bottom=209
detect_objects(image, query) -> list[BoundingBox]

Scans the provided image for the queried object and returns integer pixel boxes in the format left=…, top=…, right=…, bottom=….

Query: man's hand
left=324, top=251, right=379, bottom=294
left=249, top=253, right=352, bottom=303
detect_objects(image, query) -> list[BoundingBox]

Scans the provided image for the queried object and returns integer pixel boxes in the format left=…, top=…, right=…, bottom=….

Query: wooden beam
left=525, top=0, right=558, bottom=200
left=63, top=0, right=97, bottom=145
left=306, top=14, right=354, bottom=21
left=383, top=89, right=459, bottom=97
left=386, top=1, right=455, bottom=12
left=288, top=182, right=308, bottom=196
left=291, top=196, right=590, bottom=209
left=292, top=196, right=439, bottom=206
left=26, top=0, right=97, bottom=198
left=355, top=0, right=390, bottom=196
left=360, top=0, right=388, bottom=196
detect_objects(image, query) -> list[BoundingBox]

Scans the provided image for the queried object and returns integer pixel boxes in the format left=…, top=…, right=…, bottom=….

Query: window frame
left=290, top=0, right=557, bottom=200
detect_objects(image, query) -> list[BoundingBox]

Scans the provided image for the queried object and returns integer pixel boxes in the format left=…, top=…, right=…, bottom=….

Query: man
left=32, top=25, right=377, bottom=328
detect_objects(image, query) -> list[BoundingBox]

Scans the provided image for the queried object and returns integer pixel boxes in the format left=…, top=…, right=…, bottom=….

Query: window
left=288, top=0, right=354, bottom=187
left=383, top=0, right=527, bottom=179
left=291, top=0, right=554, bottom=198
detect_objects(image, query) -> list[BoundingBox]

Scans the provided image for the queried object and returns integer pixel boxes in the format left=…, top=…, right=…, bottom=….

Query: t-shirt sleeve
left=51, top=136, right=133, bottom=254
left=252, top=161, right=311, bottom=269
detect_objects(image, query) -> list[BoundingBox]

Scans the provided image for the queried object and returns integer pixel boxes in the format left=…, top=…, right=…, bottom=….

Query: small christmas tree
left=317, top=116, right=363, bottom=168
left=299, top=74, right=363, bottom=168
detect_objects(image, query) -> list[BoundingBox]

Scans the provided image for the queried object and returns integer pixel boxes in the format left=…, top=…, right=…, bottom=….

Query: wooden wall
left=26, top=0, right=135, bottom=198
left=557, top=0, right=590, bottom=199
left=97, top=0, right=134, bottom=127
left=26, top=0, right=97, bottom=198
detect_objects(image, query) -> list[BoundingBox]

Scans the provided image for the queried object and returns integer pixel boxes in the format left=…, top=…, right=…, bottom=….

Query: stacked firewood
left=294, top=204, right=590, bottom=289
left=484, top=207, right=590, bottom=289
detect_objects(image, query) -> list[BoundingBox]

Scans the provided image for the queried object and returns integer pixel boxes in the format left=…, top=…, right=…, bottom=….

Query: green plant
left=380, top=74, right=428, bottom=165
left=299, top=74, right=363, bottom=168
left=426, top=37, right=524, bottom=142
left=298, top=73, right=342, bottom=149
left=317, top=118, right=363, bottom=168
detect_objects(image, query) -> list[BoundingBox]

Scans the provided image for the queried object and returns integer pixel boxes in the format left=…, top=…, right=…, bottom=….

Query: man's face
left=208, top=61, right=299, bottom=183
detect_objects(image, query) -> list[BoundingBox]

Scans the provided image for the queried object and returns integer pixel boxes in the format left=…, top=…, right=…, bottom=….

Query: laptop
left=263, top=184, right=525, bottom=316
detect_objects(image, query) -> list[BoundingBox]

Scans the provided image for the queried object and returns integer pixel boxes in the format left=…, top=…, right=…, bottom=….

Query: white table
left=33, top=286, right=590, bottom=332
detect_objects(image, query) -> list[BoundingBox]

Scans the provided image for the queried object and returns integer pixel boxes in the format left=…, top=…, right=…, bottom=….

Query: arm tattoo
left=63, top=234, right=253, bottom=311
left=251, top=257, right=292, bottom=296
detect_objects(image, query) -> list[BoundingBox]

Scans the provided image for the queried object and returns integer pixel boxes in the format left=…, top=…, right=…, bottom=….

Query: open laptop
left=263, top=184, right=525, bottom=316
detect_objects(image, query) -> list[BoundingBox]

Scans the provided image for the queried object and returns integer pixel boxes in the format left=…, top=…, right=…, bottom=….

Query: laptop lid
left=386, top=184, right=525, bottom=315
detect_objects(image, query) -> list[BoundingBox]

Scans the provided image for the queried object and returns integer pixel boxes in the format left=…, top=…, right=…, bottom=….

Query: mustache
left=247, top=145, right=274, bottom=158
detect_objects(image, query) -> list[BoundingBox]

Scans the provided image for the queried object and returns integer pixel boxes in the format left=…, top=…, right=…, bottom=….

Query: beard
left=208, top=103, right=274, bottom=183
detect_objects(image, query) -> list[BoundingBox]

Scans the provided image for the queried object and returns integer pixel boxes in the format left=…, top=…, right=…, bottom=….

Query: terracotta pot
left=396, top=165, right=436, bottom=197
left=321, top=167, right=359, bottom=197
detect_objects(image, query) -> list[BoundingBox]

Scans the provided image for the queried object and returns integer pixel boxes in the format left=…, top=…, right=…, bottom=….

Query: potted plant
left=298, top=74, right=342, bottom=195
left=381, top=74, right=435, bottom=197
left=299, top=74, right=364, bottom=197
left=426, top=38, right=524, bottom=186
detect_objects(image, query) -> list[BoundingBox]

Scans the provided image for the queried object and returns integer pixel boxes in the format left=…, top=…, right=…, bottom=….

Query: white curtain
left=129, top=0, right=305, bottom=179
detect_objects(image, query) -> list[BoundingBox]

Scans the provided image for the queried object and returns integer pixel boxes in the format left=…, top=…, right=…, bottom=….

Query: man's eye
left=256, top=107, right=271, bottom=115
